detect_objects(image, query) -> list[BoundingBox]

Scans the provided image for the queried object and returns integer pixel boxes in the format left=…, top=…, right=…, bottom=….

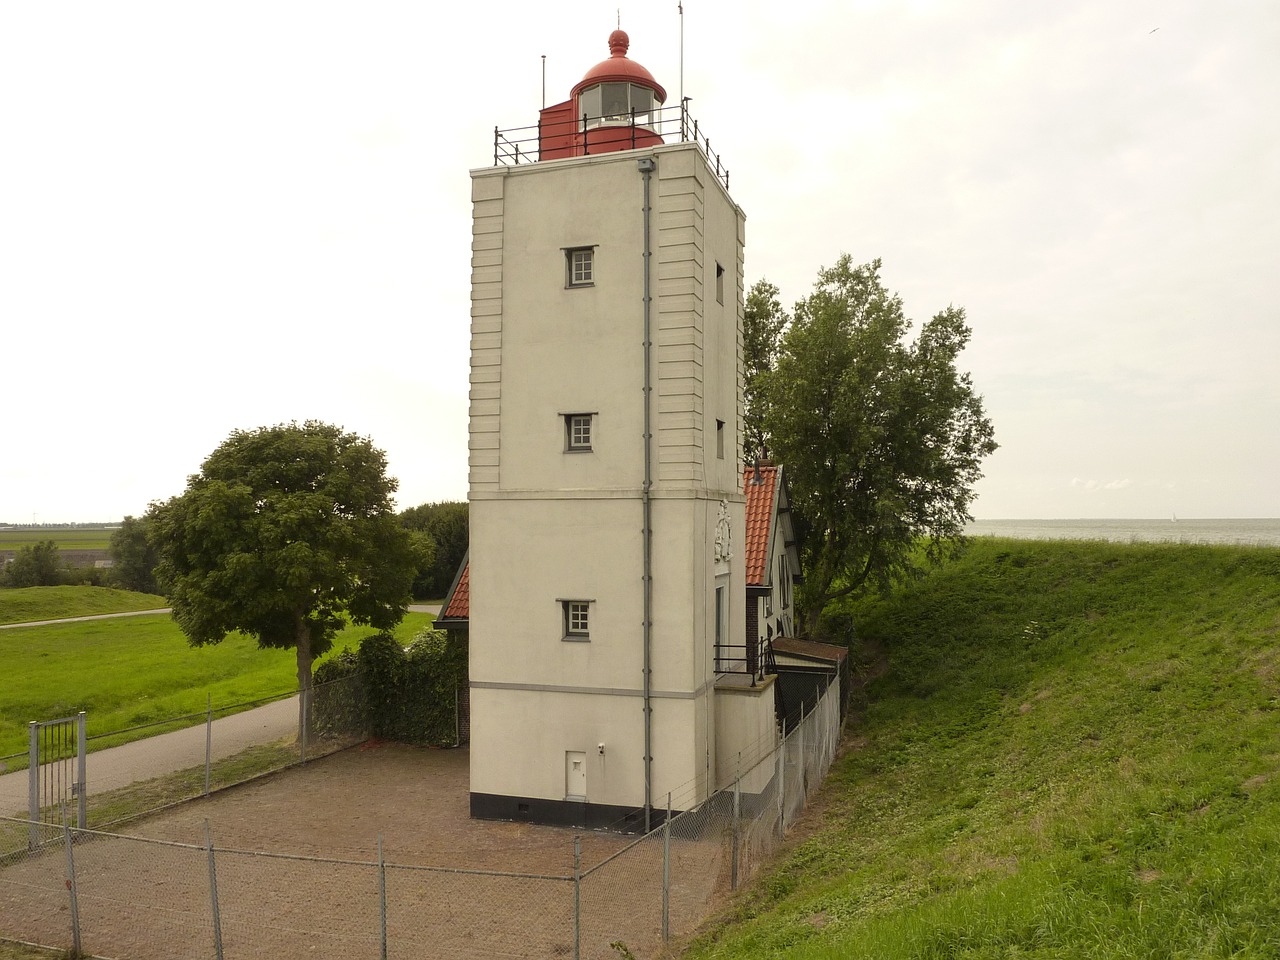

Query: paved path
left=0, top=696, right=299, bottom=816
left=0, top=608, right=171, bottom=629
left=1, top=604, right=438, bottom=630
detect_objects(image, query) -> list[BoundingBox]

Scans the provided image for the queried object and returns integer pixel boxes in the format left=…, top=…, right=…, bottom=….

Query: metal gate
left=28, top=712, right=86, bottom=849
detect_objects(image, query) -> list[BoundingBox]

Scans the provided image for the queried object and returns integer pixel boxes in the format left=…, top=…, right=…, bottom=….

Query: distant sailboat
left=1172, top=511, right=1178, bottom=523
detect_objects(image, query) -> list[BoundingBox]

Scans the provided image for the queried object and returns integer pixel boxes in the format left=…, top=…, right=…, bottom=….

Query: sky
left=2, top=0, right=1277, bottom=522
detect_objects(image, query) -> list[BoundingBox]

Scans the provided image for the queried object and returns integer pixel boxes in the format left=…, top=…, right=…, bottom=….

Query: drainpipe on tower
left=638, top=154, right=656, bottom=833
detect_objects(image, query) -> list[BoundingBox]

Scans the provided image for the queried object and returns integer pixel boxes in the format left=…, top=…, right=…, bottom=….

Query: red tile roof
left=440, top=560, right=470, bottom=620
left=743, top=465, right=779, bottom=587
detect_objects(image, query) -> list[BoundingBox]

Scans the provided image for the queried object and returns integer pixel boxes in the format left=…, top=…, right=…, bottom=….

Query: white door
left=565, top=751, right=587, bottom=799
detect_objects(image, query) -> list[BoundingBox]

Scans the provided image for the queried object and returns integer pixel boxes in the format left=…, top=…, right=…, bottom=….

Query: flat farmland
left=0, top=527, right=115, bottom=551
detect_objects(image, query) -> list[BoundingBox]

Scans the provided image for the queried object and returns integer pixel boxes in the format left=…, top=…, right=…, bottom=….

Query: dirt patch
left=1242, top=772, right=1272, bottom=793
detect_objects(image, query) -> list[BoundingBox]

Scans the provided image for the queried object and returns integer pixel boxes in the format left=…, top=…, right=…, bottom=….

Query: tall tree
left=108, top=515, right=159, bottom=594
left=763, top=256, right=997, bottom=637
left=399, top=501, right=468, bottom=598
left=148, top=422, right=416, bottom=733
left=742, top=279, right=789, bottom=463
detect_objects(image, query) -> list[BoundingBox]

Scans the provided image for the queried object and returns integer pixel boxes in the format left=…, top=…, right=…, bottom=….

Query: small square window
left=567, top=247, right=594, bottom=287
left=565, top=414, right=593, bottom=452
left=563, top=600, right=590, bottom=639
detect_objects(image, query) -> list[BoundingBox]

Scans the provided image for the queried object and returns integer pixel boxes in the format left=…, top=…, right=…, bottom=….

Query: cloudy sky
left=2, top=0, right=1276, bottom=522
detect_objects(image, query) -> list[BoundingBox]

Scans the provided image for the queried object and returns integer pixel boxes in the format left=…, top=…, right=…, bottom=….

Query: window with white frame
left=566, top=247, right=594, bottom=287
left=565, top=413, right=593, bottom=452
left=563, top=600, right=590, bottom=640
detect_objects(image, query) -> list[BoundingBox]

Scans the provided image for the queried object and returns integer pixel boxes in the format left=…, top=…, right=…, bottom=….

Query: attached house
left=743, top=461, right=801, bottom=657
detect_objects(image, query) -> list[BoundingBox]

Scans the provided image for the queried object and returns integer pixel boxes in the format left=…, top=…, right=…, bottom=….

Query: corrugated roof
left=743, top=464, right=779, bottom=587
left=772, top=637, right=848, bottom=663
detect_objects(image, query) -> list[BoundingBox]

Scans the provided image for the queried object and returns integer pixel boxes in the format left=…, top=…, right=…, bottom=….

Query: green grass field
left=688, top=538, right=1280, bottom=959
left=1, top=590, right=434, bottom=761
left=0, top=528, right=115, bottom=551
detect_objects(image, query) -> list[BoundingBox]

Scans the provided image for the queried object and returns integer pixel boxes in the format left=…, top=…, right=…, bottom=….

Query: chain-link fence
left=0, top=672, right=841, bottom=959
left=0, top=674, right=366, bottom=844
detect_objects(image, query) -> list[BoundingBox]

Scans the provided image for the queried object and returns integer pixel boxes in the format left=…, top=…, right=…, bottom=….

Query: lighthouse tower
left=466, top=30, right=772, bottom=829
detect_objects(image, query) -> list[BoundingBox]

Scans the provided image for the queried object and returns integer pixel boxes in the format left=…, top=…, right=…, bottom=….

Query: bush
left=57, top=565, right=111, bottom=588
left=3, top=541, right=63, bottom=587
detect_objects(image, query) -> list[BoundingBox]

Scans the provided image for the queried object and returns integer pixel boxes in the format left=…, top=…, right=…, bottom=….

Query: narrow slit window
left=716, top=419, right=725, bottom=460
left=715, top=585, right=725, bottom=648
left=715, top=262, right=725, bottom=305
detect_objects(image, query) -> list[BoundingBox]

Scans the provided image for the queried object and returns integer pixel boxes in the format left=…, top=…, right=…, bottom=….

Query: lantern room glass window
left=579, top=82, right=659, bottom=129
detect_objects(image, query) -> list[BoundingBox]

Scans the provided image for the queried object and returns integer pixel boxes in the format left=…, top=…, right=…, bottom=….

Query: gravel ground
left=0, top=743, right=730, bottom=960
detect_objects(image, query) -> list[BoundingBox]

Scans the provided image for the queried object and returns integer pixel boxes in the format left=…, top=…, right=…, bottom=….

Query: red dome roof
left=571, top=30, right=667, bottom=103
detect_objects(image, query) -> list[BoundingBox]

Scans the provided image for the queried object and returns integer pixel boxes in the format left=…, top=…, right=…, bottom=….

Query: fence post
left=662, top=792, right=671, bottom=942
left=76, top=712, right=86, bottom=829
left=731, top=776, right=741, bottom=891
left=777, top=719, right=786, bottom=837
left=28, top=721, right=38, bottom=851
left=573, top=835, right=581, bottom=960
left=61, top=810, right=82, bottom=956
left=799, top=701, right=807, bottom=804
left=206, top=820, right=224, bottom=960
left=378, top=834, right=388, bottom=960
left=205, top=694, right=213, bottom=796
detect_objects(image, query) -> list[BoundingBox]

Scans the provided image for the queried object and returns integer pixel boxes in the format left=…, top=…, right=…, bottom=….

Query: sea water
left=965, top=518, right=1280, bottom=548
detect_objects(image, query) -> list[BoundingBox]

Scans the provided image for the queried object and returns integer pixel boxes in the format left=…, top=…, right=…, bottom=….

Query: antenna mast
left=541, top=54, right=546, bottom=109
left=679, top=2, right=685, bottom=136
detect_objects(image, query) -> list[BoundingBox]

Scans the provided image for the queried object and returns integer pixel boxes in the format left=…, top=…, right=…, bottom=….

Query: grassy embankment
left=1, top=586, right=433, bottom=762
left=689, top=537, right=1280, bottom=959
left=0, top=585, right=166, bottom=625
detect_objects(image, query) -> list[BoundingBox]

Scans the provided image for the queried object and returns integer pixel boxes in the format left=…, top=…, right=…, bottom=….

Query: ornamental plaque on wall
left=714, top=499, right=732, bottom=565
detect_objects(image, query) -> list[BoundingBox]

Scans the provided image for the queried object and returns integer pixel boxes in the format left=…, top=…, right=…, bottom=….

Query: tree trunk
left=295, top=616, right=313, bottom=744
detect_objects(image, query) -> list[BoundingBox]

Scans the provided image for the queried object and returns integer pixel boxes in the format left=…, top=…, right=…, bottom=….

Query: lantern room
left=537, top=30, right=667, bottom=160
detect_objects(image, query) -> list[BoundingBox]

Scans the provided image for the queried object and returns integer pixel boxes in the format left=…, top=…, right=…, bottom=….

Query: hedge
left=313, top=629, right=466, bottom=747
